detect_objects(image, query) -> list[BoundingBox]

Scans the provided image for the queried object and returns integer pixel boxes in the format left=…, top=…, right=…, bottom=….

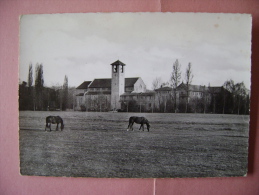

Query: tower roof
left=110, top=60, right=126, bottom=66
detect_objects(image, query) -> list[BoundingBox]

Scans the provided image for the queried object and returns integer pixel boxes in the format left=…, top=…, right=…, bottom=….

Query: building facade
left=75, top=81, right=92, bottom=111
left=74, top=60, right=150, bottom=111
left=74, top=60, right=234, bottom=113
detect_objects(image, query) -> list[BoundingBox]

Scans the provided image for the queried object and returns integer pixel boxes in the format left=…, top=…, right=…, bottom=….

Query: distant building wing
left=121, top=91, right=156, bottom=96
left=155, top=87, right=173, bottom=91
left=75, top=93, right=84, bottom=96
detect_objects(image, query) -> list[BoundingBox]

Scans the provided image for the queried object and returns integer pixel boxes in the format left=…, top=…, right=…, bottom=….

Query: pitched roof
left=125, top=77, right=139, bottom=87
left=89, top=79, right=111, bottom=88
left=88, top=77, right=139, bottom=88
left=209, top=87, right=223, bottom=93
left=111, top=60, right=126, bottom=66
left=177, top=82, right=224, bottom=93
left=177, top=83, right=207, bottom=92
left=189, top=85, right=207, bottom=91
left=76, top=81, right=92, bottom=89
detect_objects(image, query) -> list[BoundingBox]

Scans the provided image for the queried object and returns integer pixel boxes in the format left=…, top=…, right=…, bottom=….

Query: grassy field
left=19, top=111, right=249, bottom=178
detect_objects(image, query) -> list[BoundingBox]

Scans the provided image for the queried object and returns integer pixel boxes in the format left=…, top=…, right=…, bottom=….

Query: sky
left=19, top=12, right=252, bottom=89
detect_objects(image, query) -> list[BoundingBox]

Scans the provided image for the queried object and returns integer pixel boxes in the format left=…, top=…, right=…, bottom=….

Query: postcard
left=19, top=12, right=251, bottom=178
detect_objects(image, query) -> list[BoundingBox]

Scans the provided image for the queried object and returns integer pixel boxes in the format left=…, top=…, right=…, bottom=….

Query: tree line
left=19, top=63, right=75, bottom=111
left=151, top=59, right=250, bottom=115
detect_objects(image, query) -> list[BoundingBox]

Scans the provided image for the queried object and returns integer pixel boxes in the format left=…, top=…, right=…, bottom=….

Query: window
left=113, top=65, right=117, bottom=73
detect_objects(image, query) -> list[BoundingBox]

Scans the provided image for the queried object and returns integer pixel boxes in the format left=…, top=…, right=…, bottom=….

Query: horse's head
left=61, top=123, right=64, bottom=130
left=146, top=122, right=150, bottom=131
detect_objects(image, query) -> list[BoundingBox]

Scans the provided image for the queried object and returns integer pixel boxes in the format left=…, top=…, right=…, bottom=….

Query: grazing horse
left=127, top=116, right=150, bottom=132
left=45, top=116, right=64, bottom=131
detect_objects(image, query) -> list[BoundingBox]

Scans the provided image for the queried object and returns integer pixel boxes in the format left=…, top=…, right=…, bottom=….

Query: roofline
left=76, top=81, right=92, bottom=89
left=88, top=78, right=110, bottom=88
left=178, top=82, right=223, bottom=88
left=87, top=77, right=140, bottom=88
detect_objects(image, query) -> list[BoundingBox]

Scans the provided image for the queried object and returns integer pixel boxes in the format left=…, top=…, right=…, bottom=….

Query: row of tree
left=152, top=59, right=194, bottom=113
left=19, top=63, right=74, bottom=111
left=152, top=59, right=250, bottom=115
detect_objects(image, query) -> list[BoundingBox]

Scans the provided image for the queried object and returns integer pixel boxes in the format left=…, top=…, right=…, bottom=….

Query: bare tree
left=202, top=85, right=209, bottom=114
left=35, top=63, right=44, bottom=110
left=235, top=82, right=247, bottom=115
left=185, top=62, right=193, bottom=113
left=68, top=86, right=76, bottom=110
left=222, top=81, right=231, bottom=114
left=223, top=80, right=248, bottom=114
left=62, top=75, right=68, bottom=111
left=154, top=91, right=163, bottom=112
left=170, top=59, right=181, bottom=112
left=27, top=63, right=34, bottom=110
left=224, top=79, right=235, bottom=113
left=28, top=63, right=33, bottom=87
left=152, top=77, right=163, bottom=90
left=51, top=83, right=62, bottom=110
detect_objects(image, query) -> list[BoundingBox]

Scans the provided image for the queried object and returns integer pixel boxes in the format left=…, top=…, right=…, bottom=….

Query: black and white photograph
left=19, top=12, right=251, bottom=178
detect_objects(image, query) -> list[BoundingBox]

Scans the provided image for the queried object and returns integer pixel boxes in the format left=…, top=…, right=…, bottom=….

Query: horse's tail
left=145, top=118, right=150, bottom=131
left=127, top=117, right=134, bottom=131
left=59, top=117, right=64, bottom=130
left=127, top=117, right=131, bottom=130
left=128, top=117, right=133, bottom=124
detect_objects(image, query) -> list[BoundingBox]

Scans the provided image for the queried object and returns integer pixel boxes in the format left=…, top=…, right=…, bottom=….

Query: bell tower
left=111, top=60, right=125, bottom=110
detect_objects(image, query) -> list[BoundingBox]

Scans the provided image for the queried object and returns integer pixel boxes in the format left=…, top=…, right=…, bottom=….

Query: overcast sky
left=19, top=12, right=252, bottom=89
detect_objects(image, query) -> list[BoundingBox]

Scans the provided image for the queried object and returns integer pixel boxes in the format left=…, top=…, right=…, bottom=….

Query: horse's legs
left=45, top=123, right=51, bottom=131
left=127, top=122, right=134, bottom=131
left=49, top=124, right=51, bottom=131
left=141, top=123, right=145, bottom=131
left=139, top=123, right=144, bottom=131
left=128, top=122, right=133, bottom=131
left=56, top=123, right=59, bottom=131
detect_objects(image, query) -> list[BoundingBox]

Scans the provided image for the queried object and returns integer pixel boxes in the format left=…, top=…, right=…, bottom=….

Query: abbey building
left=75, top=60, right=153, bottom=112
left=74, top=60, right=242, bottom=114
